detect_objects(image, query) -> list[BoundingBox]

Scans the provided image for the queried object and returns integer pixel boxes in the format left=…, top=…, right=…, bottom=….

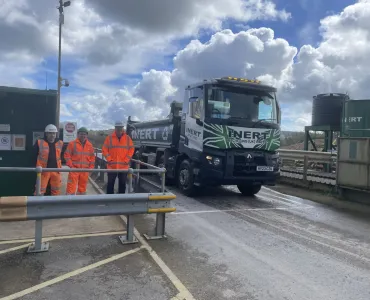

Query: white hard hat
left=45, top=124, right=58, bottom=133
left=114, top=121, right=124, bottom=127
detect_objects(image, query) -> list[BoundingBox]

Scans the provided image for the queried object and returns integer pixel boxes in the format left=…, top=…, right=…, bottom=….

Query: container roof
left=0, top=86, right=57, bottom=97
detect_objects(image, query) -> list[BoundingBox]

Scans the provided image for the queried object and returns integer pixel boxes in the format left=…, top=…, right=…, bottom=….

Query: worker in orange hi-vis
left=33, top=124, right=64, bottom=195
left=64, top=127, right=96, bottom=195
left=102, top=121, right=135, bottom=194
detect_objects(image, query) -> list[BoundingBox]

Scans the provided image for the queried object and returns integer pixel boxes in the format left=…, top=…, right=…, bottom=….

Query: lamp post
left=56, top=0, right=71, bottom=130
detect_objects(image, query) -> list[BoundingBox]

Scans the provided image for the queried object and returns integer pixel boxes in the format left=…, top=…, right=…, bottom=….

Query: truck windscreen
left=206, top=86, right=278, bottom=124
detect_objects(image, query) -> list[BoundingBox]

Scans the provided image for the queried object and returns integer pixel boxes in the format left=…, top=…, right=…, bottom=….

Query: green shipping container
left=342, top=99, right=370, bottom=138
left=0, top=86, right=58, bottom=196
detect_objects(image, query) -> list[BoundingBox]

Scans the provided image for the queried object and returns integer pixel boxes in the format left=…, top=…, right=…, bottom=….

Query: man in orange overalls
left=64, top=127, right=95, bottom=195
left=102, top=121, right=135, bottom=194
left=33, top=124, right=63, bottom=195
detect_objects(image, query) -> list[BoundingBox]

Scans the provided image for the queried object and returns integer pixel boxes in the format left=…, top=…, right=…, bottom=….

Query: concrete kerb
left=88, top=176, right=196, bottom=300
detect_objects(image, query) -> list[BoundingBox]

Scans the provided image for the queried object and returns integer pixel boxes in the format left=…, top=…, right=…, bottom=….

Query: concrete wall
left=337, top=137, right=370, bottom=191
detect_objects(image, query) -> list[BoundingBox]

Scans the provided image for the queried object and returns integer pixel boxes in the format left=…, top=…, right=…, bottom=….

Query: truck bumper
left=196, top=167, right=280, bottom=186
left=195, top=149, right=280, bottom=186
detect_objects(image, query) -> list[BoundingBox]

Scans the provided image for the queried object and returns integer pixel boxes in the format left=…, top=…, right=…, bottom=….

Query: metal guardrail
left=278, top=149, right=336, bottom=163
left=92, top=148, right=337, bottom=187
left=93, top=148, right=166, bottom=194
left=0, top=163, right=175, bottom=253
left=278, top=149, right=336, bottom=185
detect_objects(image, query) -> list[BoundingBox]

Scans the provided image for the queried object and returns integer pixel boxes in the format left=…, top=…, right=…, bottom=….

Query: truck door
left=184, top=86, right=204, bottom=152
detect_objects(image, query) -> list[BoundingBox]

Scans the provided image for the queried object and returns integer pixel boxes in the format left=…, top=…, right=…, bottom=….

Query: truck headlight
left=206, top=156, right=222, bottom=166
left=213, top=157, right=221, bottom=166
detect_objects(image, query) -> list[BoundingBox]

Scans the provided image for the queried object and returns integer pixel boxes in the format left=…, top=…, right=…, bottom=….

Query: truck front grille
left=233, top=154, right=266, bottom=176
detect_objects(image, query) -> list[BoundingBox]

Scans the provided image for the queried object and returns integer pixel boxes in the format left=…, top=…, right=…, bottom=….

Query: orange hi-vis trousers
left=34, top=172, right=62, bottom=195
left=66, top=172, right=89, bottom=195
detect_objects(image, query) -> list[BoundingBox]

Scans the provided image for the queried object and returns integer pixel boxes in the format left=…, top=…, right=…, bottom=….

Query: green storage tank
left=342, top=99, right=370, bottom=138
left=0, top=86, right=58, bottom=196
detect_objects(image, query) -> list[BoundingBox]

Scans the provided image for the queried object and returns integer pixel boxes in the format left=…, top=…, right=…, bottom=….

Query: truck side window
left=189, top=87, right=203, bottom=120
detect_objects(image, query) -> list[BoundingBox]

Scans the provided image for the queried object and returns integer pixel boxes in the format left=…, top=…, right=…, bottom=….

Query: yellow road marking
left=170, top=292, right=189, bottom=300
left=90, top=177, right=196, bottom=300
left=0, top=231, right=127, bottom=245
left=0, top=246, right=144, bottom=300
left=0, top=244, right=31, bottom=255
left=119, top=216, right=196, bottom=300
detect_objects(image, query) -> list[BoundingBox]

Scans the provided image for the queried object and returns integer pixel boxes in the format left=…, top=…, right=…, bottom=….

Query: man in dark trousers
left=102, top=121, right=135, bottom=194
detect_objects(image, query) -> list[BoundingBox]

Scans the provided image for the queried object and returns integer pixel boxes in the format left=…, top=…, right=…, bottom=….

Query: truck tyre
left=237, top=184, right=261, bottom=196
left=177, top=159, right=196, bottom=196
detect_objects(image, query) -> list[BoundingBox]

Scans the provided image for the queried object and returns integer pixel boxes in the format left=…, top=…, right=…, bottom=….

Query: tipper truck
left=127, top=76, right=281, bottom=196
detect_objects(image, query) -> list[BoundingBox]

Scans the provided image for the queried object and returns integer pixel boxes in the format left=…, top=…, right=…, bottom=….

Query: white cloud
left=88, top=0, right=290, bottom=37
left=109, top=0, right=370, bottom=131
left=0, top=0, right=290, bottom=91
left=2, top=0, right=370, bottom=132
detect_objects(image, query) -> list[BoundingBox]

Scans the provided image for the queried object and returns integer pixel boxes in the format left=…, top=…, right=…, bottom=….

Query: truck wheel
left=237, top=184, right=261, bottom=196
left=177, top=159, right=196, bottom=196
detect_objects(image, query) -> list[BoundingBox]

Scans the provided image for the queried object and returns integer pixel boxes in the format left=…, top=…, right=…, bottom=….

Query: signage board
left=33, top=132, right=44, bottom=145
left=0, top=134, right=11, bottom=151
left=12, top=134, right=26, bottom=151
left=0, top=124, right=10, bottom=132
left=63, top=122, right=77, bottom=143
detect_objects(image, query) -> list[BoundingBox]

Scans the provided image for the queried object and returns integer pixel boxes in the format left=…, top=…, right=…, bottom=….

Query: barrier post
left=28, top=166, right=50, bottom=253
left=135, top=161, right=141, bottom=192
left=303, top=155, right=308, bottom=183
left=161, top=169, right=165, bottom=193
left=144, top=168, right=167, bottom=240
left=118, top=168, right=138, bottom=245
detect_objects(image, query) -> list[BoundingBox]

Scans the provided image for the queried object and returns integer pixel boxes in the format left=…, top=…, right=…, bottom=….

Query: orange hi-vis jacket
left=102, top=132, right=134, bottom=169
left=64, top=139, right=95, bottom=169
left=36, top=140, right=63, bottom=168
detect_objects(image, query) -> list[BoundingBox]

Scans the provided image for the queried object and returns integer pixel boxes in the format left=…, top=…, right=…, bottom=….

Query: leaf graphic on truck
left=253, top=129, right=281, bottom=151
left=203, top=123, right=243, bottom=148
left=203, top=122, right=280, bottom=151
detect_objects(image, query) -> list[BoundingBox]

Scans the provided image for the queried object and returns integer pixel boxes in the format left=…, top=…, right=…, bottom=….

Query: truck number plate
left=256, top=166, right=273, bottom=172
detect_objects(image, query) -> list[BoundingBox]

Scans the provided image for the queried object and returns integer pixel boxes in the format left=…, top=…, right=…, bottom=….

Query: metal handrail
left=0, top=153, right=173, bottom=253
left=0, top=166, right=165, bottom=174
left=94, top=147, right=162, bottom=170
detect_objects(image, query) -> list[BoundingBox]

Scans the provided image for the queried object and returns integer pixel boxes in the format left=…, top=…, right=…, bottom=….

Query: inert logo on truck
left=131, top=126, right=172, bottom=142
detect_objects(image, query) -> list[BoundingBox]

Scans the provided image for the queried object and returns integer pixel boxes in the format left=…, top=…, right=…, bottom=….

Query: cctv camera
left=64, top=79, right=70, bottom=87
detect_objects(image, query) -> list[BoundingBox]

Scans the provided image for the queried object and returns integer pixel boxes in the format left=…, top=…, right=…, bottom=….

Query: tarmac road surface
left=2, top=173, right=370, bottom=300
left=134, top=181, right=370, bottom=300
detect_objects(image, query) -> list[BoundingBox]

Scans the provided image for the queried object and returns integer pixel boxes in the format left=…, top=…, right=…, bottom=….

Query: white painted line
left=0, top=246, right=144, bottom=300
left=88, top=177, right=196, bottom=300
left=262, top=186, right=303, bottom=200
left=0, top=231, right=127, bottom=245
left=257, top=193, right=314, bottom=208
left=171, top=206, right=313, bottom=215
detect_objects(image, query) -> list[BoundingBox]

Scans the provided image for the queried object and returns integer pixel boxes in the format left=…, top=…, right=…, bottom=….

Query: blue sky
left=44, top=0, right=354, bottom=94
left=2, top=0, right=368, bottom=131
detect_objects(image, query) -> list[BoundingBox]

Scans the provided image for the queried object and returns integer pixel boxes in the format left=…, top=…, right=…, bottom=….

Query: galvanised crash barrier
left=0, top=166, right=176, bottom=253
